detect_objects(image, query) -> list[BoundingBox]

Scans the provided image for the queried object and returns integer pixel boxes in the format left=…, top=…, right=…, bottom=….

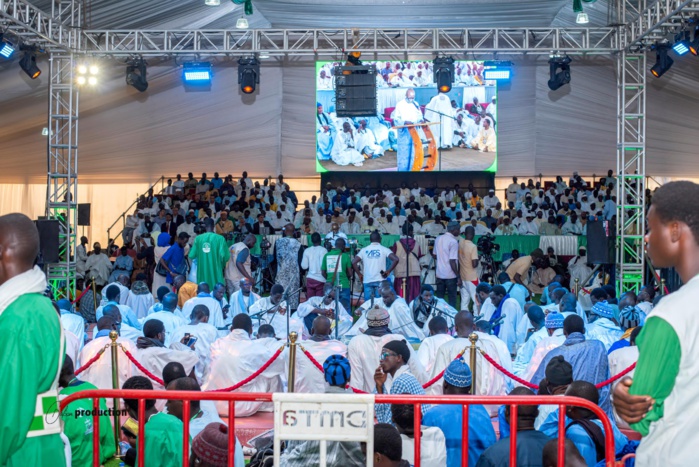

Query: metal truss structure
left=77, top=27, right=619, bottom=57
left=2, top=0, right=696, bottom=294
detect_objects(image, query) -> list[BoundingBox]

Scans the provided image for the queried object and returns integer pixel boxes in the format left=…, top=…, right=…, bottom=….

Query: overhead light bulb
left=89, top=65, right=99, bottom=75
left=88, top=76, right=97, bottom=85
left=204, top=0, right=220, bottom=5
left=76, top=76, right=86, bottom=85
left=77, top=64, right=87, bottom=74
left=576, top=12, right=589, bottom=24
left=236, top=18, right=249, bottom=29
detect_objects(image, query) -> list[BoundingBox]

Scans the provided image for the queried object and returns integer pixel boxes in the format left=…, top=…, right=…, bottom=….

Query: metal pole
left=574, top=278, right=580, bottom=296
left=335, top=273, right=340, bottom=341
left=91, top=277, right=98, bottom=311
left=660, top=278, right=666, bottom=296
left=468, top=332, right=479, bottom=395
left=109, top=330, right=120, bottom=455
left=288, top=331, right=298, bottom=392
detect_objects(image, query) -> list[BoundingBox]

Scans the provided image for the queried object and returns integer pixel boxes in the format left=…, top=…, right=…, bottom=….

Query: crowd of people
left=3, top=176, right=697, bottom=467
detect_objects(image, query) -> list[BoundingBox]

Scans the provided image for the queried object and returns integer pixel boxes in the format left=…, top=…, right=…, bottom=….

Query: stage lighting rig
left=547, top=55, right=571, bottom=91
left=126, top=58, right=148, bottom=92
left=672, top=30, right=690, bottom=55
left=483, top=60, right=513, bottom=81
left=433, top=56, right=455, bottom=93
left=0, top=34, right=16, bottom=59
left=75, top=62, right=99, bottom=86
left=182, top=62, right=213, bottom=83
left=650, top=43, right=673, bottom=78
left=238, top=57, right=259, bottom=94
left=19, top=47, right=41, bottom=79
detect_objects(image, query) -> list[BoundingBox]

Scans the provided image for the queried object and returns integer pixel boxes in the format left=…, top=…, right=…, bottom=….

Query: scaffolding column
left=615, top=50, right=646, bottom=295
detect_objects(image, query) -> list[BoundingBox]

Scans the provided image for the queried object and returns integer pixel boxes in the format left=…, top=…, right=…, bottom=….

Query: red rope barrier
left=208, top=346, right=285, bottom=393
left=120, top=346, right=165, bottom=386
left=75, top=347, right=106, bottom=375
left=420, top=348, right=470, bottom=389
left=479, top=349, right=540, bottom=390
left=299, top=345, right=368, bottom=394
left=71, top=283, right=91, bottom=305
left=595, top=362, right=636, bottom=389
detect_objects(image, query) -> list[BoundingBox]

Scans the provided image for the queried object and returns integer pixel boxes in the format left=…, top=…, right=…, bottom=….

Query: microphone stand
left=273, top=286, right=304, bottom=342
left=334, top=272, right=341, bottom=340
left=425, top=107, right=457, bottom=172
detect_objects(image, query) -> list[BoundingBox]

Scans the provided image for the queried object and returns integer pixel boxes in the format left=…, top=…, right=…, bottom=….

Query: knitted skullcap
left=619, top=306, right=642, bottom=330
left=591, top=301, right=614, bottom=319
left=192, top=423, right=228, bottom=466
left=367, top=305, right=390, bottom=327
left=545, top=312, right=564, bottom=329
left=444, top=358, right=472, bottom=388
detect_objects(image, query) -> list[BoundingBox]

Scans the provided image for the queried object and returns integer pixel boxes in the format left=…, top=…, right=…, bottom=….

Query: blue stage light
left=483, top=61, right=513, bottom=81
left=673, top=40, right=690, bottom=55
left=0, top=36, right=15, bottom=59
left=182, top=62, right=212, bottom=83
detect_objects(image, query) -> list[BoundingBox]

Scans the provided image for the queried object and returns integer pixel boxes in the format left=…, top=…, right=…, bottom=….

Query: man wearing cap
left=347, top=305, right=425, bottom=393
left=586, top=300, right=624, bottom=351
left=512, top=305, right=546, bottom=375
left=531, top=315, right=612, bottom=413
left=483, top=189, right=500, bottom=210
left=518, top=213, right=539, bottom=235
left=374, top=339, right=426, bottom=423
left=567, top=246, right=591, bottom=286
left=561, top=212, right=583, bottom=236
left=608, top=295, right=645, bottom=354
left=518, top=310, right=568, bottom=380
left=479, top=284, right=524, bottom=354
left=190, top=422, right=245, bottom=467
left=494, top=216, right=517, bottom=236
left=434, top=221, right=461, bottom=308
left=423, top=358, right=496, bottom=467
left=85, top=241, right=112, bottom=288
left=316, top=103, right=336, bottom=161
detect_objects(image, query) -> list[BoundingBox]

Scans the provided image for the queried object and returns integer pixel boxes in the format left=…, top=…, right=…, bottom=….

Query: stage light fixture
left=238, top=57, right=259, bottom=94
left=183, top=62, right=213, bottom=83
left=204, top=0, right=220, bottom=5
left=672, top=31, right=690, bottom=55
left=483, top=60, right=513, bottom=81
left=690, top=25, right=699, bottom=55
left=19, top=50, right=41, bottom=79
left=76, top=61, right=98, bottom=86
left=650, top=44, right=674, bottom=78
left=126, top=58, right=148, bottom=92
left=576, top=12, right=589, bottom=24
left=433, top=56, right=455, bottom=93
left=0, top=34, right=15, bottom=59
left=547, top=55, right=572, bottom=91
left=236, top=17, right=249, bottom=29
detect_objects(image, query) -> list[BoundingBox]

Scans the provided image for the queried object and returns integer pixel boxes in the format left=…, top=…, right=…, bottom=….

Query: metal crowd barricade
left=60, top=390, right=618, bottom=467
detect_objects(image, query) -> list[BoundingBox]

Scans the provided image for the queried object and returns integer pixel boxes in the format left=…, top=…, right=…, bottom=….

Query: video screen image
left=316, top=60, right=497, bottom=173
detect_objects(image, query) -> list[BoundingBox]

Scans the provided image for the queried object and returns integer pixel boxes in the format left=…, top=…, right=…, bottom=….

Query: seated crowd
left=56, top=170, right=665, bottom=467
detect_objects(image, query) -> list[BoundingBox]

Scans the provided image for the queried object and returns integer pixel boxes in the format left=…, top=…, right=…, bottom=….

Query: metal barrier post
left=660, top=278, right=666, bottom=296
left=109, top=330, right=120, bottom=455
left=288, top=332, right=298, bottom=393
left=91, top=277, right=98, bottom=311
left=469, top=332, right=479, bottom=395
left=574, top=278, right=580, bottom=296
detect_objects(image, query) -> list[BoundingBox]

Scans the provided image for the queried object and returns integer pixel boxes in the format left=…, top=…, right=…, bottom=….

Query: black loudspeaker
left=333, top=65, right=377, bottom=117
left=78, top=203, right=91, bottom=226
left=586, top=220, right=616, bottom=265
left=35, top=219, right=60, bottom=263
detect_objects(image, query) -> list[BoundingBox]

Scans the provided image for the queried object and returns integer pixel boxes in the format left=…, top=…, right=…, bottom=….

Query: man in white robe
left=291, top=316, right=347, bottom=394
left=84, top=242, right=112, bottom=287
left=347, top=287, right=425, bottom=340
left=347, top=307, right=426, bottom=393
left=567, top=247, right=592, bottom=287
left=96, top=285, right=142, bottom=331
left=76, top=236, right=89, bottom=275
left=171, top=304, right=219, bottom=382
left=512, top=307, right=551, bottom=376
left=78, top=316, right=137, bottom=407
left=416, top=316, right=453, bottom=375
left=248, top=284, right=305, bottom=339
left=317, top=69, right=333, bottom=90
left=316, top=103, right=336, bottom=161
left=293, top=285, right=352, bottom=339
left=57, top=299, right=86, bottom=349
left=470, top=118, right=496, bottom=152
left=126, top=280, right=154, bottom=319
left=356, top=119, right=384, bottom=158
left=478, top=285, right=524, bottom=355
left=586, top=301, right=624, bottom=351
left=518, top=318, right=566, bottom=382
left=408, top=286, right=457, bottom=333
left=331, top=122, right=365, bottom=167
left=99, top=277, right=130, bottom=306
left=428, top=312, right=512, bottom=415
left=142, top=293, right=186, bottom=347
left=181, top=283, right=225, bottom=331
left=135, top=319, right=198, bottom=393
left=202, top=314, right=285, bottom=417
left=392, top=88, right=425, bottom=172
left=228, top=277, right=260, bottom=324
left=424, top=92, right=455, bottom=149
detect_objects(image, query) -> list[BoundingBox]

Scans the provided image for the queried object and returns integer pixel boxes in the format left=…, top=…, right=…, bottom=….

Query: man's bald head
left=0, top=213, right=40, bottom=283
left=311, top=315, right=332, bottom=336
left=197, top=282, right=210, bottom=294
left=454, top=311, right=475, bottom=336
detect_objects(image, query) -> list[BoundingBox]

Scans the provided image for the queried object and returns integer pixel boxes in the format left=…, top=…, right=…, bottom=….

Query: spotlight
left=346, top=51, right=362, bottom=66
left=0, top=34, right=16, bottom=59
left=126, top=58, right=148, bottom=92
left=19, top=50, right=41, bottom=79
left=483, top=60, right=513, bottom=81
left=238, top=57, right=259, bottom=94
left=433, top=56, right=454, bottom=93
left=650, top=44, right=673, bottom=78
left=76, top=61, right=98, bottom=86
left=576, top=12, right=589, bottom=24
left=672, top=31, right=690, bottom=55
left=182, top=62, right=212, bottom=83
left=690, top=25, right=699, bottom=55
left=204, top=0, right=220, bottom=4
left=547, top=55, right=572, bottom=91
left=236, top=17, right=249, bottom=29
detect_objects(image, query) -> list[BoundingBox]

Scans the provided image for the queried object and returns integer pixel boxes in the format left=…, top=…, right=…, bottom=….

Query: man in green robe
left=0, top=213, right=67, bottom=467
left=59, top=355, right=116, bottom=466
left=122, top=376, right=186, bottom=467
left=188, top=218, right=229, bottom=290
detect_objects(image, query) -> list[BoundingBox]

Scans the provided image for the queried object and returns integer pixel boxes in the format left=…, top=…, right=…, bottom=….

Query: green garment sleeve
left=629, top=316, right=682, bottom=436
left=188, top=237, right=198, bottom=259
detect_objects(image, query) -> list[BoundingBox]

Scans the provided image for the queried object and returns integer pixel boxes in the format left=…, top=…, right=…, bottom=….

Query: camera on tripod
left=477, top=234, right=500, bottom=255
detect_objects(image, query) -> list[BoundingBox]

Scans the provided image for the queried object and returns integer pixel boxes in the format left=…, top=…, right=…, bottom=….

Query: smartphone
left=185, top=336, right=198, bottom=348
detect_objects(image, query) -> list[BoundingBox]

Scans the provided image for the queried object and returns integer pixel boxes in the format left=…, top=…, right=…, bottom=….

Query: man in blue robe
left=530, top=315, right=611, bottom=414
left=316, top=103, right=336, bottom=161
left=423, top=358, right=496, bottom=467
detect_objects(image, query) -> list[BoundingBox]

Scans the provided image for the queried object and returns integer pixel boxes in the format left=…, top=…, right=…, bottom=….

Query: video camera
left=477, top=234, right=500, bottom=256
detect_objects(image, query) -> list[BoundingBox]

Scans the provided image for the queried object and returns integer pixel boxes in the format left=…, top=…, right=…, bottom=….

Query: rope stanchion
left=596, top=362, right=636, bottom=389
left=421, top=347, right=470, bottom=390
left=208, top=345, right=286, bottom=393
left=74, top=345, right=108, bottom=375
left=299, top=345, right=368, bottom=394
left=120, top=345, right=165, bottom=386
left=479, top=349, right=540, bottom=390
left=71, top=283, right=91, bottom=305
